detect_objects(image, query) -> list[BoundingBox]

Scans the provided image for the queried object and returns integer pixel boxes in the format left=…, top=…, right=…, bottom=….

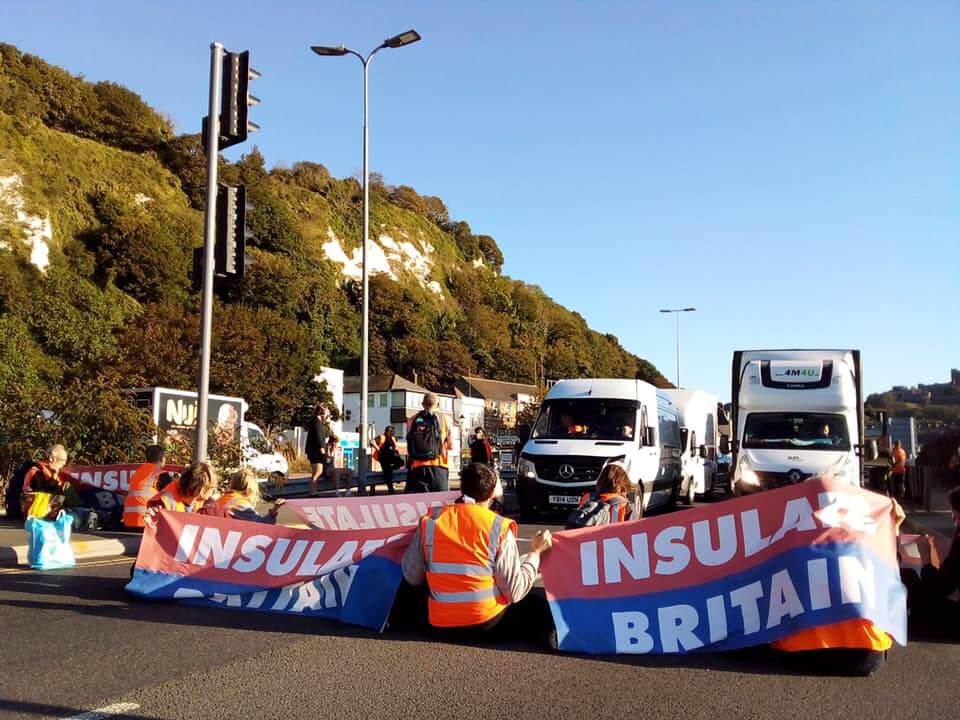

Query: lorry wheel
left=683, top=477, right=696, bottom=506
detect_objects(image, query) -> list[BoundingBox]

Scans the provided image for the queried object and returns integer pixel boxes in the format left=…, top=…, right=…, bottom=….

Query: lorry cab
left=241, top=422, right=289, bottom=484
left=662, top=389, right=720, bottom=505
left=729, top=349, right=868, bottom=494
left=516, top=379, right=682, bottom=519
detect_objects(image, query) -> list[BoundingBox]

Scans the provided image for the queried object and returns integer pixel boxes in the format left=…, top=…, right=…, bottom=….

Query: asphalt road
left=1, top=508, right=959, bottom=720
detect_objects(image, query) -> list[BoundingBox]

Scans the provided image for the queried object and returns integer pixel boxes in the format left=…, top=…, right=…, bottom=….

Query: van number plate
left=548, top=494, right=581, bottom=505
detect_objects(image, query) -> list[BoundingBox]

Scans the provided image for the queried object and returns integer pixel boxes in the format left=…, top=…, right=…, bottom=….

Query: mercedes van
left=516, top=379, right=682, bottom=519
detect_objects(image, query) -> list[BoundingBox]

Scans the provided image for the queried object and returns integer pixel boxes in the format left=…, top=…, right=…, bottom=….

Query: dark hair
left=460, top=463, right=497, bottom=502
left=384, top=425, right=395, bottom=434
left=475, top=427, right=484, bottom=434
left=597, top=464, right=631, bottom=496
left=949, top=487, right=960, bottom=514
left=145, top=444, right=165, bottom=464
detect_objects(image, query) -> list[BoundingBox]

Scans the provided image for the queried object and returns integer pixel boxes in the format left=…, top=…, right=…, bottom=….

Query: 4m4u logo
left=781, top=369, right=818, bottom=377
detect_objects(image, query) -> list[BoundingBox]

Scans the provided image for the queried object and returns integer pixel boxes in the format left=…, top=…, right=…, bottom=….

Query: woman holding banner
left=212, top=467, right=285, bottom=524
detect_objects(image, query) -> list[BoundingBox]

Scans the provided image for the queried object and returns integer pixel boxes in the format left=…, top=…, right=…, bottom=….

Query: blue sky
left=6, top=1, right=958, bottom=398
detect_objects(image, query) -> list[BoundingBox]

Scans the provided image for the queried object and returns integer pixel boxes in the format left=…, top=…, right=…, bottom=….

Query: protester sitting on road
left=212, top=467, right=285, bottom=524
left=901, top=487, right=960, bottom=639
left=146, top=462, right=218, bottom=517
left=769, top=473, right=898, bottom=677
left=18, top=444, right=78, bottom=519
left=122, top=444, right=167, bottom=529
left=567, top=461, right=635, bottom=528
left=397, top=463, right=555, bottom=644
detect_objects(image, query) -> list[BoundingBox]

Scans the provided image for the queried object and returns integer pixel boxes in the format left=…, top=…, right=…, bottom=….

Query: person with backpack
left=566, top=461, right=636, bottom=529
left=405, top=393, right=453, bottom=494
left=370, top=426, right=402, bottom=495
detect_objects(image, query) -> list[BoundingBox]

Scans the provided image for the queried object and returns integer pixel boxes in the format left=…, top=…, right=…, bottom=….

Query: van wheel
left=519, top=504, right=539, bottom=523
left=668, top=477, right=679, bottom=510
left=683, top=477, right=696, bottom=506
left=631, top=488, right=644, bottom=519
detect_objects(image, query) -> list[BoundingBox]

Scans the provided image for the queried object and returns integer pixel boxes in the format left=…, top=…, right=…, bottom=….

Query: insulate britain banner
left=126, top=511, right=414, bottom=631
left=541, top=476, right=907, bottom=654
left=284, top=491, right=459, bottom=530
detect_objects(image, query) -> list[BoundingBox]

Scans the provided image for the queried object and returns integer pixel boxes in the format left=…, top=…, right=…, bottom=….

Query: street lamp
left=311, top=29, right=421, bottom=496
left=659, top=307, right=696, bottom=389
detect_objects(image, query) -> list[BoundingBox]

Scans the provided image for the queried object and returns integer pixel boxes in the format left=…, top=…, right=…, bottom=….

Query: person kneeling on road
left=398, top=462, right=555, bottom=643
left=768, top=473, right=899, bottom=677
left=210, top=467, right=285, bottom=524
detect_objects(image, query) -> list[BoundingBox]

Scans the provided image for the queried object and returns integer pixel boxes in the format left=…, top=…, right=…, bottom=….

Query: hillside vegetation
left=0, top=44, right=668, bottom=465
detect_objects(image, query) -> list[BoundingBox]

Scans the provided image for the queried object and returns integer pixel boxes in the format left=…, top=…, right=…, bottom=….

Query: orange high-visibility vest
left=372, top=434, right=387, bottom=462
left=420, top=503, right=516, bottom=628
left=773, top=619, right=893, bottom=653
left=891, top=448, right=907, bottom=475
left=408, top=414, right=451, bottom=470
left=215, top=491, right=255, bottom=516
left=147, top=481, right=197, bottom=513
left=122, top=463, right=161, bottom=528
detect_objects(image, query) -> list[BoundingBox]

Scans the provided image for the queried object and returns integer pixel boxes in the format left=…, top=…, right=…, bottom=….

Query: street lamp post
left=311, top=29, right=421, bottom=496
left=659, top=307, right=696, bottom=389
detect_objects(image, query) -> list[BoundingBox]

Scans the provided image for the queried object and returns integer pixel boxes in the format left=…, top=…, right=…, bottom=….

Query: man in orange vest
left=122, top=445, right=166, bottom=529
left=399, top=463, right=555, bottom=642
left=405, top=393, right=454, bottom=494
left=889, top=439, right=907, bottom=500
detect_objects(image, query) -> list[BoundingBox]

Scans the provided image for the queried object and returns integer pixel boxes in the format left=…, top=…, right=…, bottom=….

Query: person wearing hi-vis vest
left=768, top=471, right=901, bottom=677
left=369, top=426, right=401, bottom=495
left=122, top=444, right=166, bottom=529
left=398, top=463, right=556, bottom=644
left=404, top=392, right=454, bottom=494
left=212, top=467, right=284, bottom=523
left=145, top=462, right=218, bottom=519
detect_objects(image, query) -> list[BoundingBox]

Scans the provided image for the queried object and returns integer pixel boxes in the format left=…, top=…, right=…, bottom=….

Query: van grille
left=755, top=470, right=813, bottom=488
left=526, top=455, right=609, bottom=485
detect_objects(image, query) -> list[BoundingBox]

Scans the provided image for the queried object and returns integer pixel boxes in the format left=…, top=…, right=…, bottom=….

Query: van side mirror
left=679, top=428, right=689, bottom=453
left=641, top=426, right=655, bottom=447
left=719, top=435, right=731, bottom=456
left=698, top=444, right=708, bottom=459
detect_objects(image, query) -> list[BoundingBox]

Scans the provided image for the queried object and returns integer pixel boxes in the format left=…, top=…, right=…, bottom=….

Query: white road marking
left=61, top=703, right=141, bottom=719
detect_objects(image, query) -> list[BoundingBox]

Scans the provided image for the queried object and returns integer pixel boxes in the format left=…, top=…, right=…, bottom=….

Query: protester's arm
left=228, top=507, right=277, bottom=525
left=921, top=537, right=960, bottom=599
left=401, top=526, right=427, bottom=586
left=493, top=530, right=546, bottom=604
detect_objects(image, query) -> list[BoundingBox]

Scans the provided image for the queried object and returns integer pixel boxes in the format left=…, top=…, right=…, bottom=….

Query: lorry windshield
left=533, top=399, right=637, bottom=441
left=743, top=413, right=850, bottom=451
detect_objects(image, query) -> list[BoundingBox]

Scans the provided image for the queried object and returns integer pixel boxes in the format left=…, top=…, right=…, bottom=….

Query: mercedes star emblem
left=558, top=464, right=575, bottom=479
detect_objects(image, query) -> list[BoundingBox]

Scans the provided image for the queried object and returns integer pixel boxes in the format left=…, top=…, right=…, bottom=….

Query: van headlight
left=739, top=463, right=760, bottom=486
left=518, top=457, right=536, bottom=479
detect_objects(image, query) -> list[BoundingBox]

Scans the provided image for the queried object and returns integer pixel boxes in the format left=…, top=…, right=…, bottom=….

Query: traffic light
left=202, top=49, right=260, bottom=151
left=215, top=184, right=248, bottom=279
left=220, top=50, right=260, bottom=149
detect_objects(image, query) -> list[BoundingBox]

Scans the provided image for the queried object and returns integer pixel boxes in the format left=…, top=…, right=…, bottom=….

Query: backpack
left=565, top=494, right=629, bottom=530
left=407, top=412, right=442, bottom=461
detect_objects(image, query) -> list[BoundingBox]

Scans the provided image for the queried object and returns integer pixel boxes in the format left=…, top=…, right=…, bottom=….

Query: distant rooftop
left=458, top=375, right=539, bottom=403
left=344, top=373, right=430, bottom=395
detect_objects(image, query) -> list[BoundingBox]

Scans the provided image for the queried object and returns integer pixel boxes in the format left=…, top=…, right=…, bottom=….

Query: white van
left=242, top=421, right=289, bottom=484
left=516, top=379, right=683, bottom=519
left=726, top=349, right=873, bottom=494
left=661, top=389, right=720, bottom=504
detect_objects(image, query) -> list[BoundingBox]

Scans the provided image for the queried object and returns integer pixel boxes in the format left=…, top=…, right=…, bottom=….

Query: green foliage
left=0, top=43, right=670, bottom=466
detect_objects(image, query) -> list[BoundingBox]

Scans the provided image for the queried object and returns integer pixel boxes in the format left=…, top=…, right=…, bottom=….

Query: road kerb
left=0, top=535, right=140, bottom=568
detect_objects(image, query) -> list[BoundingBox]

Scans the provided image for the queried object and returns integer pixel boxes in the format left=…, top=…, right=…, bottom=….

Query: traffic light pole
left=195, top=42, right=224, bottom=463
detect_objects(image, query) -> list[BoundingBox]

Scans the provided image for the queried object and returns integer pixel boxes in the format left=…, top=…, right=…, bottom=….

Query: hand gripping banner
left=541, top=476, right=907, bottom=654
left=126, top=511, right=414, bottom=631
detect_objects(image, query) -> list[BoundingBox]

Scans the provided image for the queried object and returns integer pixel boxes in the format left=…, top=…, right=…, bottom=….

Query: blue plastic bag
left=25, top=512, right=76, bottom=570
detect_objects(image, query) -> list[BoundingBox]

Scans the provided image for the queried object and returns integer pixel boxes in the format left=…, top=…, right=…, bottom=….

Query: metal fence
left=907, top=466, right=958, bottom=512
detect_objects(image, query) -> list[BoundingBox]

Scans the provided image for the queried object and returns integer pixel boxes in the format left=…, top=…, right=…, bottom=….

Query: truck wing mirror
left=699, top=444, right=708, bottom=459
left=642, top=427, right=655, bottom=447
left=719, top=435, right=731, bottom=456
left=680, top=428, right=689, bottom=452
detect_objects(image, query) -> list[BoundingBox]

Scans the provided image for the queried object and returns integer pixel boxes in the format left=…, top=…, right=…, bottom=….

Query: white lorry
left=724, top=349, right=874, bottom=494
left=661, top=389, right=720, bottom=504
left=517, top=378, right=683, bottom=519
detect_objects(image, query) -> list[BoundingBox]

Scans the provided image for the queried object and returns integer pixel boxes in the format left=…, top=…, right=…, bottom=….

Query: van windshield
left=743, top=413, right=850, bottom=451
left=533, top=399, right=637, bottom=441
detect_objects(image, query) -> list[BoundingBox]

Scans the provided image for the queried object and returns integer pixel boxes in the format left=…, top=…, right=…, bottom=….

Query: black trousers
left=368, top=469, right=395, bottom=496
left=404, top=466, right=449, bottom=494
left=770, top=647, right=887, bottom=677
left=388, top=581, right=554, bottom=645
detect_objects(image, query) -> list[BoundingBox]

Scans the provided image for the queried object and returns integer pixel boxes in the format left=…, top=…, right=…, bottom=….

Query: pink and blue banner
left=126, top=511, right=414, bottom=630
left=284, top=491, right=459, bottom=530
left=541, top=476, right=907, bottom=654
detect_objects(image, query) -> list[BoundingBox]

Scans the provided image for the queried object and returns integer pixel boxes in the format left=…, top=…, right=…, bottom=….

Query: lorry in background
left=132, top=387, right=288, bottom=484
left=724, top=350, right=876, bottom=495
left=661, top=389, right=720, bottom=504
left=517, top=379, right=682, bottom=519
